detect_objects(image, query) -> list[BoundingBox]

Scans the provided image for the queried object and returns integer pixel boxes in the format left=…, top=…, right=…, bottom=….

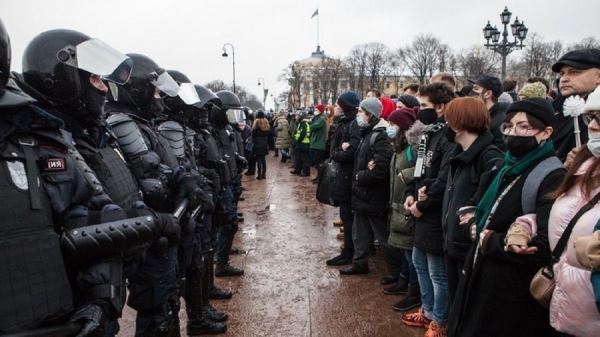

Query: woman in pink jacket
left=547, top=87, right=600, bottom=336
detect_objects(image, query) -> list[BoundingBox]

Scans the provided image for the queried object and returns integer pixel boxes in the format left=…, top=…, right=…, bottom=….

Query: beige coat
left=275, top=116, right=291, bottom=149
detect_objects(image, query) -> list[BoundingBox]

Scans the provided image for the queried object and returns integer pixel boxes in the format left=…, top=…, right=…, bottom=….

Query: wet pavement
left=118, top=155, right=423, bottom=337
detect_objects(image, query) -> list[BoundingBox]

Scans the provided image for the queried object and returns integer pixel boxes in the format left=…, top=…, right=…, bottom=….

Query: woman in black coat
left=448, top=98, right=566, bottom=337
left=441, top=97, right=503, bottom=306
left=252, top=111, right=270, bottom=180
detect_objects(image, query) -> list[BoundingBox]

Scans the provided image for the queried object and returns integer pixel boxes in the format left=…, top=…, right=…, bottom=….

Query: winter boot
left=184, top=269, right=227, bottom=336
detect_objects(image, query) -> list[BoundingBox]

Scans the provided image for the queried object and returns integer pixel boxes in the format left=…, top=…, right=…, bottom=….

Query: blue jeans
left=412, top=246, right=448, bottom=323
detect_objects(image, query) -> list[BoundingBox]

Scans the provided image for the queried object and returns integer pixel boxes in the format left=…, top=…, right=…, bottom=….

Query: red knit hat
left=388, top=107, right=418, bottom=130
left=315, top=104, right=325, bottom=113
left=379, top=96, right=397, bottom=120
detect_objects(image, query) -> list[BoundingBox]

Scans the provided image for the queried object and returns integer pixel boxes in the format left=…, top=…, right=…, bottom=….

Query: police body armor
left=215, top=126, right=237, bottom=181
left=198, top=128, right=229, bottom=185
left=0, top=134, right=73, bottom=333
left=158, top=121, right=186, bottom=163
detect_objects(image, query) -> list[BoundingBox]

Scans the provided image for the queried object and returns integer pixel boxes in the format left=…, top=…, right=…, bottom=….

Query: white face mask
left=588, top=131, right=600, bottom=158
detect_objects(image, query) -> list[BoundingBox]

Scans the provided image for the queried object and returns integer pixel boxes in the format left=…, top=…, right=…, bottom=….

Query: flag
left=311, top=8, right=319, bottom=18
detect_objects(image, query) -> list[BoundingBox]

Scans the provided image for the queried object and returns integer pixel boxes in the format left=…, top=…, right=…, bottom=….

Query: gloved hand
left=70, top=303, right=107, bottom=337
left=236, top=154, right=248, bottom=170
left=156, top=212, right=180, bottom=246
left=176, top=174, right=202, bottom=209
left=199, top=191, right=215, bottom=213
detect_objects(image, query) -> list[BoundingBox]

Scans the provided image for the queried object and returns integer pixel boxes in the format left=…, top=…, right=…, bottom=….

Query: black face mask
left=81, top=86, right=107, bottom=126
left=504, top=135, right=539, bottom=157
left=147, top=97, right=165, bottom=117
left=418, top=108, right=438, bottom=125
left=446, top=127, right=456, bottom=143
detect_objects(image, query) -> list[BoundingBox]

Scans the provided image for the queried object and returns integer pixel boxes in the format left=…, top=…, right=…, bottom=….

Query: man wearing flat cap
left=551, top=48, right=600, bottom=160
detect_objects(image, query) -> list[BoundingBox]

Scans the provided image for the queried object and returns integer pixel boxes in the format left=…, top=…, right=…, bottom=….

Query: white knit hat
left=584, top=85, right=600, bottom=112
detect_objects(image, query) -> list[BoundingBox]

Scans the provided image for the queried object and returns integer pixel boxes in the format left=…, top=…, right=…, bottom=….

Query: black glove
left=176, top=174, right=202, bottom=209
left=157, top=212, right=180, bottom=246
left=70, top=303, right=107, bottom=337
left=236, top=154, right=248, bottom=170
left=199, top=191, right=215, bottom=213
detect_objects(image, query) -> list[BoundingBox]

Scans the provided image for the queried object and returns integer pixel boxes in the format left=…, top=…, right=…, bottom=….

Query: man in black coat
left=470, top=75, right=509, bottom=151
left=339, top=97, right=394, bottom=275
left=550, top=48, right=600, bottom=161
left=325, top=91, right=361, bottom=266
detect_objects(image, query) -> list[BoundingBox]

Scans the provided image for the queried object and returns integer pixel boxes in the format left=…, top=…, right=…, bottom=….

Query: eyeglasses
left=500, top=122, right=535, bottom=136
left=582, top=111, right=600, bottom=125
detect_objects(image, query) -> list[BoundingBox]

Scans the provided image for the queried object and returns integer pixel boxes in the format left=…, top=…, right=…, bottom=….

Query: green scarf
left=475, top=140, right=555, bottom=236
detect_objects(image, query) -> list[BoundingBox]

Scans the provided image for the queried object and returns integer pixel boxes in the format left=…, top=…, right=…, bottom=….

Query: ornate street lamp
left=482, top=6, right=528, bottom=80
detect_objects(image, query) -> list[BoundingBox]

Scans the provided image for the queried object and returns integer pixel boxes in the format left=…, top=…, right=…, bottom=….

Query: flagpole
left=317, top=6, right=320, bottom=48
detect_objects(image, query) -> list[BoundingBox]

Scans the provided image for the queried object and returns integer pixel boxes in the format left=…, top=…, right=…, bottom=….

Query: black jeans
left=256, top=155, right=266, bottom=176
left=446, top=254, right=464, bottom=307
left=352, top=212, right=389, bottom=269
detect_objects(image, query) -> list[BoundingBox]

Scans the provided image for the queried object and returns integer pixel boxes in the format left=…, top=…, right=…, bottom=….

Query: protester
left=382, top=108, right=423, bottom=313
left=448, top=98, right=566, bottom=337
left=551, top=48, right=600, bottom=161
left=546, top=86, right=600, bottom=336
left=274, top=111, right=291, bottom=163
left=252, top=110, right=271, bottom=180
left=519, top=82, right=548, bottom=100
left=430, top=72, right=457, bottom=92
left=401, top=83, right=455, bottom=336
left=469, top=74, right=509, bottom=150
left=310, top=104, right=327, bottom=180
left=291, top=112, right=311, bottom=176
left=503, top=79, right=518, bottom=102
left=396, top=94, right=421, bottom=110
left=441, top=97, right=503, bottom=306
left=339, top=97, right=394, bottom=276
left=326, top=91, right=362, bottom=266
left=404, top=84, right=420, bottom=96
left=380, top=96, right=397, bottom=120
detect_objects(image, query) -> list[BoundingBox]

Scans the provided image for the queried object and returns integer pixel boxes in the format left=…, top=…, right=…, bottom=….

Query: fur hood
left=406, top=120, right=426, bottom=145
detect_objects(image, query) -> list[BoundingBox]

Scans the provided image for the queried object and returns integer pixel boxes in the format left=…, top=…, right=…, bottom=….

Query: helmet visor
left=178, top=82, right=201, bottom=105
left=226, top=108, right=245, bottom=123
left=150, top=70, right=179, bottom=97
left=62, top=38, right=132, bottom=84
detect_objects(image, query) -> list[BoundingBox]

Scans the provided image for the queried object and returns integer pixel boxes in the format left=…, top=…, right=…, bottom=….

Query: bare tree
left=404, top=34, right=442, bottom=84
left=568, top=36, right=600, bottom=51
left=205, top=80, right=263, bottom=110
left=205, top=80, right=228, bottom=92
left=364, top=42, right=390, bottom=91
left=345, top=45, right=369, bottom=96
left=458, top=45, right=500, bottom=79
left=279, top=61, right=306, bottom=109
left=388, top=48, right=406, bottom=95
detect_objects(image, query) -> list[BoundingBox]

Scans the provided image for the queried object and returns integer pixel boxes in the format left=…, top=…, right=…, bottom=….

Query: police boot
left=167, top=291, right=182, bottom=337
left=207, top=251, right=233, bottom=300
left=201, top=261, right=228, bottom=323
left=185, top=270, right=227, bottom=335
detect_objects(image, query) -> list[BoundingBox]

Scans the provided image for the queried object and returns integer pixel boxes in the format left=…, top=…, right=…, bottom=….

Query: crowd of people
left=306, top=49, right=600, bottom=336
left=1, top=14, right=600, bottom=337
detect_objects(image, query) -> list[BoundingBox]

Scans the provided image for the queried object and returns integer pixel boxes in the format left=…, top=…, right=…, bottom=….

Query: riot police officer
left=212, top=90, right=245, bottom=277
left=2, top=23, right=178, bottom=337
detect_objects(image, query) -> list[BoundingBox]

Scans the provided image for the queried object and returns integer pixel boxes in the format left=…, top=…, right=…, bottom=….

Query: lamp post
left=221, top=43, right=236, bottom=93
left=482, top=6, right=528, bottom=80
left=257, top=77, right=268, bottom=110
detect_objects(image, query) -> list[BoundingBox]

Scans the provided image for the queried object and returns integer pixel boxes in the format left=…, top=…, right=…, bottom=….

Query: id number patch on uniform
left=43, top=157, right=66, bottom=171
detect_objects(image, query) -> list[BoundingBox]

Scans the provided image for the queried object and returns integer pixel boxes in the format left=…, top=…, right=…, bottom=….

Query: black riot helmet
left=0, top=18, right=10, bottom=98
left=113, top=53, right=180, bottom=112
left=184, top=84, right=221, bottom=127
left=216, top=90, right=241, bottom=110
left=22, top=29, right=132, bottom=123
left=163, top=69, right=201, bottom=115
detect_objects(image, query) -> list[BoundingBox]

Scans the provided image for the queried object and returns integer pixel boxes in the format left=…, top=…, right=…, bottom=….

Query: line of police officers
left=0, top=18, right=249, bottom=337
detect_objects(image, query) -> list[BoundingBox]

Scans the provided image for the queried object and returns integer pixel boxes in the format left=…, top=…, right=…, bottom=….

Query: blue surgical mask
left=588, top=131, right=600, bottom=158
left=386, top=126, right=398, bottom=139
left=356, top=115, right=368, bottom=127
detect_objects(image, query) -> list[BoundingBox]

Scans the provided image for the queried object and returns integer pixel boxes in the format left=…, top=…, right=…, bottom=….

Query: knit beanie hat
left=360, top=97, right=383, bottom=117
left=498, top=92, right=514, bottom=104
left=315, top=104, right=325, bottom=113
left=507, top=97, right=554, bottom=127
left=380, top=96, right=397, bottom=120
left=337, top=91, right=360, bottom=112
left=388, top=107, right=418, bottom=130
left=518, top=82, right=547, bottom=99
left=397, top=94, right=420, bottom=108
left=584, top=86, right=600, bottom=112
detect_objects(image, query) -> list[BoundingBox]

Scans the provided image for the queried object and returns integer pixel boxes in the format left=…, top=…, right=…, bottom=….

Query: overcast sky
left=2, top=0, right=599, bottom=109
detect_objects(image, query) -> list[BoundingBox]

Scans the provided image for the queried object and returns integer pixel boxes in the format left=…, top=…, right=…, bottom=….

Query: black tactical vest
left=0, top=134, right=73, bottom=333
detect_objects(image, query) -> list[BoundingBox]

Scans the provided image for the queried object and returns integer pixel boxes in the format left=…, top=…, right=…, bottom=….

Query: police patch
left=7, top=160, right=28, bottom=190
left=44, top=158, right=66, bottom=171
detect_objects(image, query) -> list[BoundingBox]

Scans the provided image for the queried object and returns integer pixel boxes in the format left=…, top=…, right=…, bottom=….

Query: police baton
left=173, top=199, right=188, bottom=220
left=3, top=322, right=82, bottom=337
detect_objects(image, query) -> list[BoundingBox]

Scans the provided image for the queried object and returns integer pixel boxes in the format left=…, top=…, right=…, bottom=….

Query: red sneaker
left=400, top=307, right=432, bottom=329
left=424, top=321, right=447, bottom=337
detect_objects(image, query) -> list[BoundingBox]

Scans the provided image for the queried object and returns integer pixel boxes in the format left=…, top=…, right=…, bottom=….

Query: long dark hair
left=552, top=145, right=600, bottom=199
left=394, top=129, right=408, bottom=152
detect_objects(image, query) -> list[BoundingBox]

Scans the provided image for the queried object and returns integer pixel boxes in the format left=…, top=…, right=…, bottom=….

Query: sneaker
left=325, top=254, right=352, bottom=266
left=215, top=264, right=244, bottom=277
left=424, top=321, right=447, bottom=337
left=400, top=307, right=432, bottom=329
left=336, top=233, right=344, bottom=240
left=333, top=219, right=344, bottom=227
